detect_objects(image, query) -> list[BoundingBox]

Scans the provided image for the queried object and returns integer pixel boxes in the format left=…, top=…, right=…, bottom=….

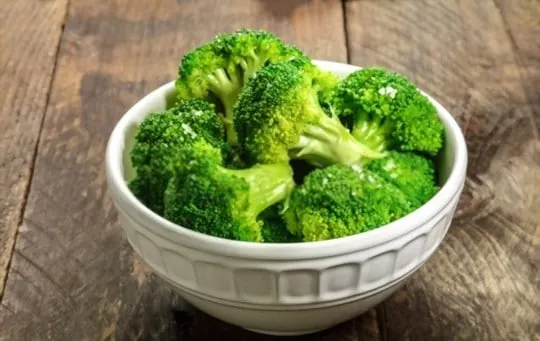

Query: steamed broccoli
left=283, top=164, right=414, bottom=241
left=175, top=29, right=305, bottom=146
left=220, top=143, right=248, bottom=169
left=260, top=205, right=302, bottom=243
left=365, top=151, right=439, bottom=208
left=128, top=99, right=224, bottom=214
left=163, top=140, right=295, bottom=242
left=328, top=67, right=444, bottom=155
left=126, top=29, right=447, bottom=244
left=234, top=58, right=384, bottom=168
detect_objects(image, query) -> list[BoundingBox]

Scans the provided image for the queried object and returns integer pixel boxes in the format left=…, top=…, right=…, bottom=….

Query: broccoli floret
left=329, top=67, right=444, bottom=155
left=365, top=151, right=439, bottom=208
left=234, top=58, right=384, bottom=168
left=260, top=205, right=302, bottom=243
left=283, top=164, right=413, bottom=241
left=221, top=143, right=248, bottom=169
left=176, top=29, right=305, bottom=146
left=128, top=99, right=224, bottom=214
left=314, top=67, right=340, bottom=109
left=163, top=140, right=295, bottom=242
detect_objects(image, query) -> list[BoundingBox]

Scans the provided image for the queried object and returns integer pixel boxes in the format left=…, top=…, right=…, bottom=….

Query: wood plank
left=345, top=0, right=540, bottom=340
left=493, top=0, right=540, bottom=128
left=0, top=0, right=69, bottom=298
left=0, top=1, right=378, bottom=340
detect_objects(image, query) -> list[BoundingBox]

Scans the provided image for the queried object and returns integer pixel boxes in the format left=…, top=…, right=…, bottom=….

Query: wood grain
left=0, top=0, right=69, bottom=298
left=345, top=0, right=540, bottom=340
left=0, top=1, right=379, bottom=340
left=493, top=0, right=540, bottom=129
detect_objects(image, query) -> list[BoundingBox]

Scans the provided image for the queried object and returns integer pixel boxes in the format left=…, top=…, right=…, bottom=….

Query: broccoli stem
left=292, top=95, right=385, bottom=167
left=207, top=69, right=242, bottom=146
left=351, top=111, right=394, bottom=152
left=239, top=49, right=268, bottom=84
left=223, top=162, right=295, bottom=216
left=221, top=100, right=240, bottom=146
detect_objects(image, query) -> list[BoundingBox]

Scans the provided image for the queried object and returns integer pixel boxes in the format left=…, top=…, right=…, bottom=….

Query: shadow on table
left=174, top=307, right=378, bottom=341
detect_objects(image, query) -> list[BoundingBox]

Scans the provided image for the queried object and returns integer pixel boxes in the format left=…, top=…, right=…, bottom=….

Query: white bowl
left=105, top=60, right=467, bottom=336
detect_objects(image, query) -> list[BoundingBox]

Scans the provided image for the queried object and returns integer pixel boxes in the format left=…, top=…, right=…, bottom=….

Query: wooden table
left=1, top=0, right=539, bottom=340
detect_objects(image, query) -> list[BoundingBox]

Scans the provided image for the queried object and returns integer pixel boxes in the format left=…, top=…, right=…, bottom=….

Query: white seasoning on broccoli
left=181, top=123, right=198, bottom=139
left=383, top=159, right=396, bottom=171
left=351, top=164, right=363, bottom=174
left=192, top=110, right=203, bottom=117
left=322, top=178, right=329, bottom=186
left=378, top=86, right=398, bottom=99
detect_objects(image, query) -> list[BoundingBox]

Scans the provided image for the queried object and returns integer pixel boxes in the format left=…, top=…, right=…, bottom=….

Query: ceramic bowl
left=105, top=60, right=467, bottom=336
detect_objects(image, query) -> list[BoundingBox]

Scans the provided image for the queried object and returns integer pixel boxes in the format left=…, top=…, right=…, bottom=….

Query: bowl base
left=244, top=327, right=326, bottom=336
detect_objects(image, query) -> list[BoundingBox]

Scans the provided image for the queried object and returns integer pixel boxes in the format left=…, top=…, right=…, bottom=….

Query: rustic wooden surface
left=345, top=1, right=540, bottom=340
left=0, top=0, right=538, bottom=340
left=0, top=0, right=69, bottom=299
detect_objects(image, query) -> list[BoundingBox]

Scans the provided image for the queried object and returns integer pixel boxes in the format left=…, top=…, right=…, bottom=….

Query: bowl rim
left=105, top=60, right=468, bottom=260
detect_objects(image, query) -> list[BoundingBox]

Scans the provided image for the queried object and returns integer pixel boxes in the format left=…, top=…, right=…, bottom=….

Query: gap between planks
left=341, top=0, right=352, bottom=63
left=0, top=0, right=71, bottom=301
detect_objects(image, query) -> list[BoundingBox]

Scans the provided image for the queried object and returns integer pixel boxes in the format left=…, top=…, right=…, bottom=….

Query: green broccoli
left=283, top=164, right=414, bottom=242
left=234, top=58, right=384, bottom=168
left=128, top=99, right=224, bottom=214
left=365, top=151, right=439, bottom=208
left=163, top=139, right=295, bottom=242
left=328, top=67, right=444, bottom=156
left=260, top=205, right=302, bottom=243
left=175, top=29, right=305, bottom=146
left=127, top=29, right=447, bottom=245
left=220, top=143, right=248, bottom=169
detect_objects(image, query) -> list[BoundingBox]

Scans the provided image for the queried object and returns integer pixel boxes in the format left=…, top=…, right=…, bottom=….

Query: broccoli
left=175, top=29, right=305, bottom=146
left=127, top=29, right=448, bottom=244
left=260, top=205, right=302, bottom=243
left=234, top=58, right=384, bottom=168
left=365, top=151, right=439, bottom=208
left=328, top=67, right=444, bottom=156
left=221, top=143, right=248, bottom=169
left=128, top=99, right=224, bottom=214
left=283, top=164, right=415, bottom=242
left=163, top=140, right=295, bottom=242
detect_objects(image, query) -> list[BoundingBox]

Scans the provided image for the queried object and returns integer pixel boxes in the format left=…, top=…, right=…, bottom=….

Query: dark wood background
left=0, top=0, right=538, bottom=340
